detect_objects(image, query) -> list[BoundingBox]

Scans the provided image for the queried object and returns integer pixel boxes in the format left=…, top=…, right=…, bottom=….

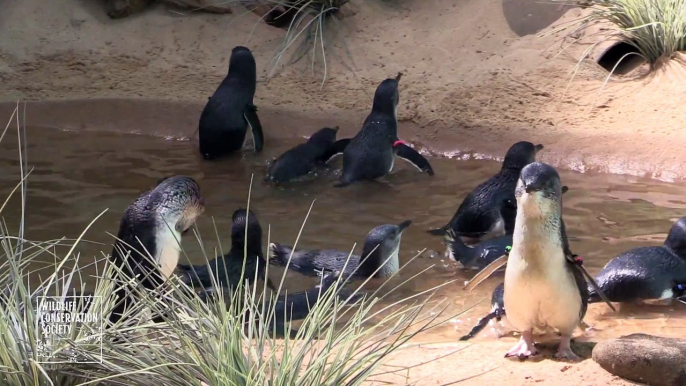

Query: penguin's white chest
left=504, top=243, right=581, bottom=335
left=156, top=228, right=182, bottom=280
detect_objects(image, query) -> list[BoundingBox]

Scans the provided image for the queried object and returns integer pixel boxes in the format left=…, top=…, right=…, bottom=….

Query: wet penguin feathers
left=265, top=126, right=343, bottom=183
left=199, top=45, right=264, bottom=159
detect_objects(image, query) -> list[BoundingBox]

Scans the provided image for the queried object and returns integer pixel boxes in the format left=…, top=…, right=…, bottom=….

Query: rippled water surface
left=1, top=126, right=685, bottom=342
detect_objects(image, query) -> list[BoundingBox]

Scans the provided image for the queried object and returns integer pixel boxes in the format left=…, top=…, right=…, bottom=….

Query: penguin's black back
left=267, top=128, right=338, bottom=183
left=590, top=246, right=686, bottom=302
left=450, top=171, right=519, bottom=238
left=199, top=46, right=257, bottom=157
left=270, top=243, right=361, bottom=278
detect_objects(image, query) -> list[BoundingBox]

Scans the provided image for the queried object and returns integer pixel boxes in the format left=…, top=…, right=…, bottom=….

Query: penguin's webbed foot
left=554, top=335, right=581, bottom=361
left=505, top=331, right=538, bottom=360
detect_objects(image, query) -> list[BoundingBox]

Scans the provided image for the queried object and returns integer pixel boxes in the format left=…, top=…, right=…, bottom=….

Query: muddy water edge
left=0, top=99, right=684, bottom=345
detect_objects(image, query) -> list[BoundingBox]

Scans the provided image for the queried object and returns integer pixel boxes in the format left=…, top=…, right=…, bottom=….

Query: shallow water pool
left=1, top=126, right=684, bottom=343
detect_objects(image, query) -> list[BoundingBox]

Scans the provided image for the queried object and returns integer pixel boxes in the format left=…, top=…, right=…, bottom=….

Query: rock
left=104, top=0, right=156, bottom=19
left=592, top=333, right=686, bottom=386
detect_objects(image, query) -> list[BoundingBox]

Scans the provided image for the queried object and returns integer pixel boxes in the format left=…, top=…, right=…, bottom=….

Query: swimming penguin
left=589, top=217, right=686, bottom=304
left=446, top=186, right=569, bottom=270
left=503, top=162, right=588, bottom=360
left=108, top=176, right=205, bottom=326
left=428, top=141, right=544, bottom=241
left=333, top=73, right=434, bottom=187
left=199, top=46, right=264, bottom=159
left=268, top=220, right=412, bottom=279
left=460, top=282, right=505, bottom=341
left=176, top=208, right=277, bottom=292
left=265, top=126, right=349, bottom=183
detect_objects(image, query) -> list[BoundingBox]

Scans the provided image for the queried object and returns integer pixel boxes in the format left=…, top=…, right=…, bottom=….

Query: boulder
left=592, top=333, right=686, bottom=386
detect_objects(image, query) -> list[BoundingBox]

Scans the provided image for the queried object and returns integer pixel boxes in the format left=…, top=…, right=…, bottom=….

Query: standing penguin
left=199, top=46, right=264, bottom=160
left=333, top=73, right=434, bottom=187
left=108, top=176, right=206, bottom=326
left=503, top=162, right=588, bottom=360
left=428, top=141, right=543, bottom=241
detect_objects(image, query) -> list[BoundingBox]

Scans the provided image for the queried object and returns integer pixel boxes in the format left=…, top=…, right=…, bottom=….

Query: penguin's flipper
left=320, top=138, right=351, bottom=164
left=459, top=311, right=498, bottom=341
left=678, top=296, right=686, bottom=305
left=244, top=103, right=264, bottom=152
left=394, top=143, right=435, bottom=175
left=427, top=226, right=447, bottom=236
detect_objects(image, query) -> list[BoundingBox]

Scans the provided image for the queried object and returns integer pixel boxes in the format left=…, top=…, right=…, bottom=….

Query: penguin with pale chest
left=199, top=46, right=264, bottom=159
left=331, top=73, right=434, bottom=187
left=503, top=162, right=588, bottom=360
left=108, top=176, right=206, bottom=326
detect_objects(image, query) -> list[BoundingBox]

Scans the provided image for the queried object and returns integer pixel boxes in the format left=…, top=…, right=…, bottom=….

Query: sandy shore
left=2, top=0, right=685, bottom=384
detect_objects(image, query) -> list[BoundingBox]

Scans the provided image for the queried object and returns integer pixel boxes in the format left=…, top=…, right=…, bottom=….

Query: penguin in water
left=446, top=186, right=569, bottom=270
left=428, top=141, right=543, bottom=242
left=331, top=73, right=434, bottom=187
left=199, top=46, right=264, bottom=160
left=176, top=208, right=277, bottom=292
left=503, top=162, right=589, bottom=360
left=268, top=220, right=412, bottom=279
left=265, top=126, right=349, bottom=184
left=108, top=176, right=206, bottom=326
left=589, top=217, right=686, bottom=304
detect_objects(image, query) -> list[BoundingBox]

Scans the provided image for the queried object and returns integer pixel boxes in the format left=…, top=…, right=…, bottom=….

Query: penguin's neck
left=511, top=210, right=564, bottom=268
left=358, top=246, right=399, bottom=279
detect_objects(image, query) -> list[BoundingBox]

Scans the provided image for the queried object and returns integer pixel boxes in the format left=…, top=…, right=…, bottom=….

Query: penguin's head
left=515, top=162, right=563, bottom=218
left=151, top=176, right=205, bottom=235
left=359, top=220, right=412, bottom=277
left=307, top=126, right=339, bottom=146
left=228, top=45, right=256, bottom=79
left=230, top=208, right=263, bottom=254
left=371, top=75, right=401, bottom=119
left=502, top=141, right=544, bottom=170
left=664, top=217, right=686, bottom=259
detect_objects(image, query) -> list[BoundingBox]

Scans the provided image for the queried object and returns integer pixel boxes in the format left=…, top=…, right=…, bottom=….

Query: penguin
left=459, top=283, right=505, bottom=341
left=428, top=141, right=544, bottom=241
left=108, top=176, right=205, bottom=326
left=176, top=208, right=277, bottom=292
left=446, top=186, right=568, bottom=270
left=265, top=126, right=349, bottom=183
left=332, top=73, right=434, bottom=187
left=199, top=46, right=264, bottom=160
left=268, top=220, right=412, bottom=279
left=503, top=162, right=588, bottom=360
left=589, top=217, right=686, bottom=304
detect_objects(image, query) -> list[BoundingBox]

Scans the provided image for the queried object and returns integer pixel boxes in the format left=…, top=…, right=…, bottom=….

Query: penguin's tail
left=445, top=228, right=471, bottom=263
left=427, top=226, right=447, bottom=236
left=459, top=311, right=499, bottom=341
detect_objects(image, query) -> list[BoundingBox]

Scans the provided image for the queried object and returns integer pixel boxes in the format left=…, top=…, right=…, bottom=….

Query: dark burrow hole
left=597, top=41, right=645, bottom=75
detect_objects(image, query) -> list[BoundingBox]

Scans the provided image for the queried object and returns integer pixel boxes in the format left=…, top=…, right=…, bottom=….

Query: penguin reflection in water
left=108, top=176, right=205, bottom=326
left=329, top=73, right=434, bottom=187
left=198, top=46, right=264, bottom=160
left=503, top=162, right=591, bottom=360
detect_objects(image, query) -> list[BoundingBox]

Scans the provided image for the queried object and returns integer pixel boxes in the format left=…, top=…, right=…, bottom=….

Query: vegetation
left=548, top=0, right=686, bottom=71
left=0, top=107, right=457, bottom=385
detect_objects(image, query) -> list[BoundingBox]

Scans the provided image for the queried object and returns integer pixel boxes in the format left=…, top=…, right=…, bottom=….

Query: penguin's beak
left=397, top=220, right=412, bottom=232
left=534, top=144, right=544, bottom=153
